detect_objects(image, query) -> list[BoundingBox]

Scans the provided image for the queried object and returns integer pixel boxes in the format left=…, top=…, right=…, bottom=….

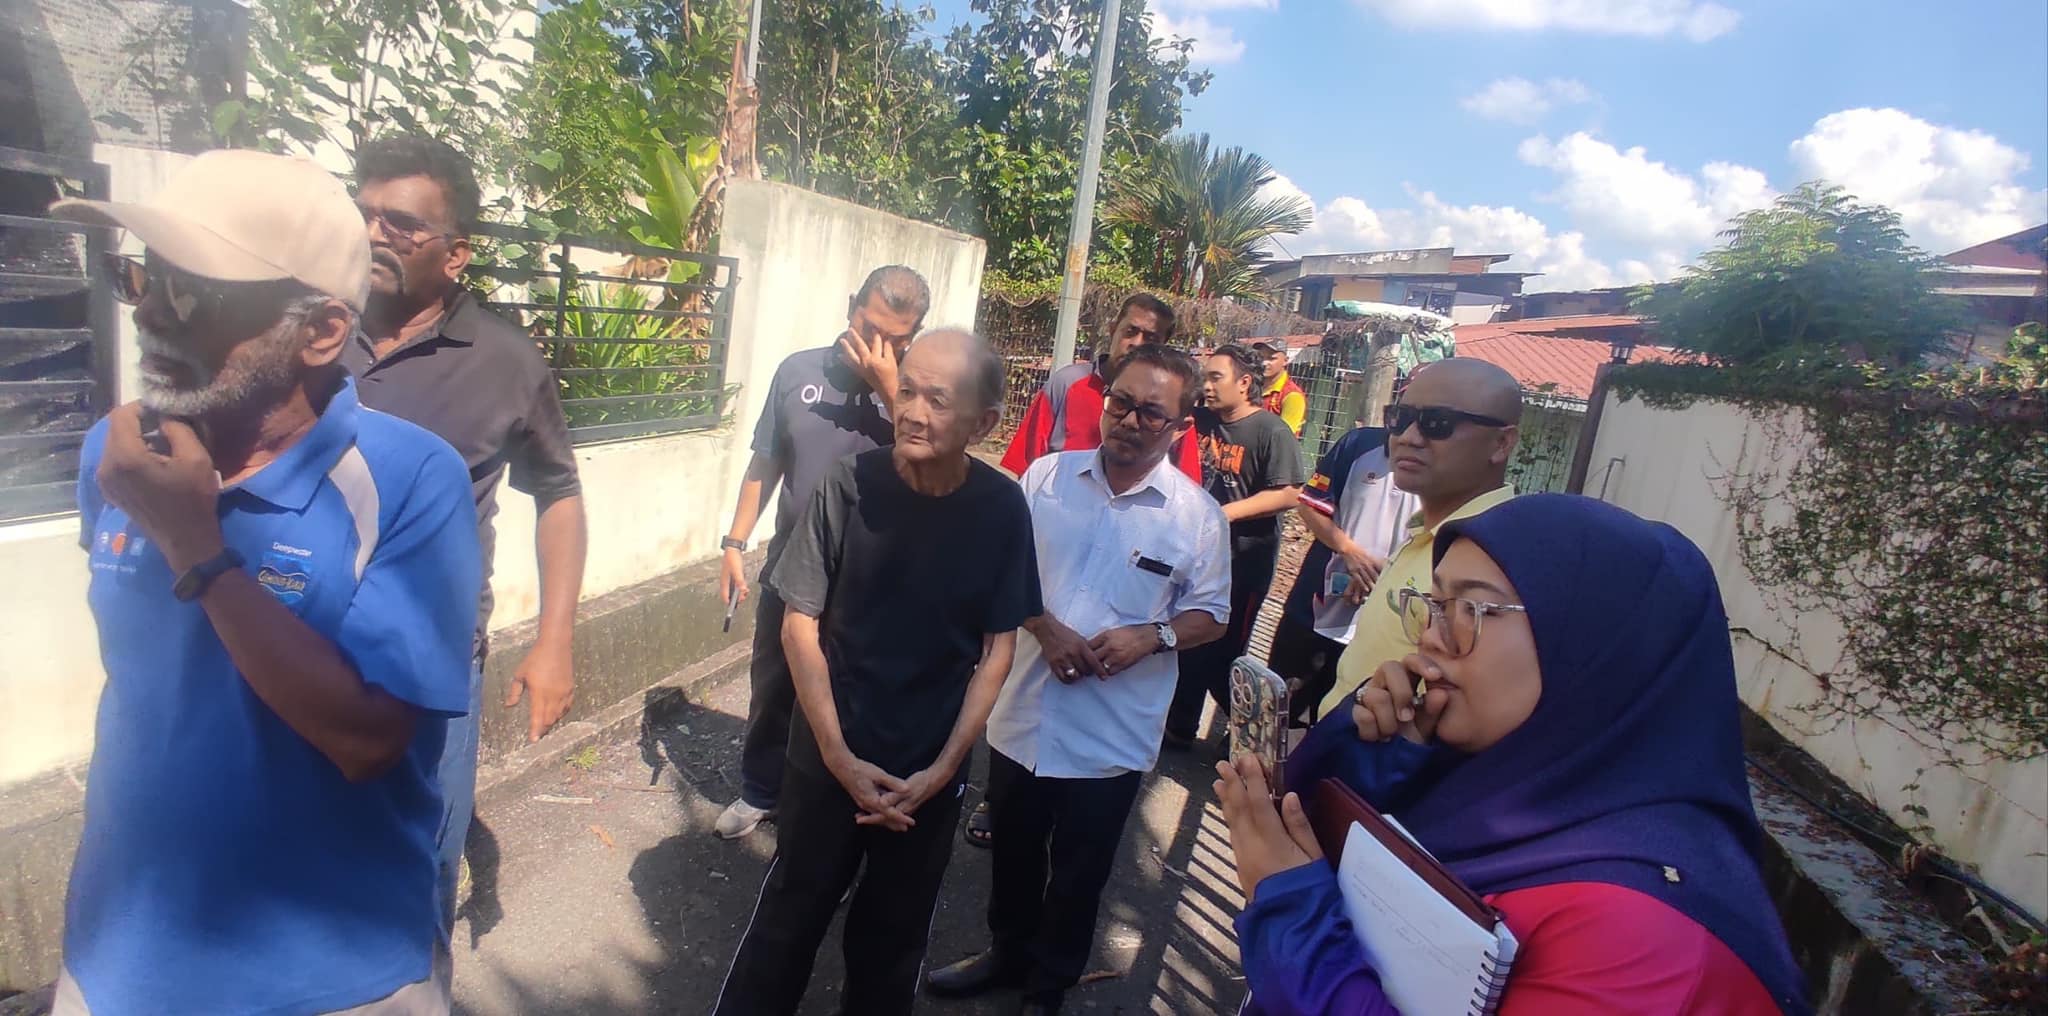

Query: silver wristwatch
left=1152, top=621, right=1177, bottom=654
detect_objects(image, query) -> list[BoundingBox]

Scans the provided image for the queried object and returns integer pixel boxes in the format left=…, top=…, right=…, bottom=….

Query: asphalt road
left=449, top=672, right=1252, bottom=1015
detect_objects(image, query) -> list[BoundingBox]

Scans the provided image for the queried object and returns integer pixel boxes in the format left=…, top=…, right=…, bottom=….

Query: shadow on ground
left=451, top=677, right=1248, bottom=1015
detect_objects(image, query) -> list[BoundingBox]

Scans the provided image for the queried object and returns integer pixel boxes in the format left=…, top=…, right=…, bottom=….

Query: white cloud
left=1460, top=77, right=1596, bottom=124
left=1788, top=107, right=2048, bottom=253
left=1352, top=0, right=1740, bottom=41
left=1148, top=0, right=1279, bottom=65
left=1262, top=108, right=2046, bottom=295
left=1150, top=10, right=1247, bottom=63
left=1260, top=174, right=1648, bottom=291
left=1515, top=132, right=1774, bottom=251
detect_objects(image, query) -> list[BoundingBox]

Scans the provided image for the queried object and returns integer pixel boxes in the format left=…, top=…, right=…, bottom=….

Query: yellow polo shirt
left=1321, top=484, right=1516, bottom=716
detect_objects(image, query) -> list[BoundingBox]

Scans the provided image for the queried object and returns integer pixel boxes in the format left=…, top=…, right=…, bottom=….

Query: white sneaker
left=714, top=798, right=773, bottom=839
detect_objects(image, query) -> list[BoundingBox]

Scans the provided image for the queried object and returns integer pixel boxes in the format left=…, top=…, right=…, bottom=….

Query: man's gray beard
left=137, top=327, right=304, bottom=417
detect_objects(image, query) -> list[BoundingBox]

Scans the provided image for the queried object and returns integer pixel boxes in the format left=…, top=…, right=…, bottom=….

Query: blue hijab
left=1287, top=494, right=1809, bottom=1014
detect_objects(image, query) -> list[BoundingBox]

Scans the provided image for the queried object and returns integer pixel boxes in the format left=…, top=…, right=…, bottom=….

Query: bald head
left=1403, top=358, right=1523, bottom=424
left=894, top=327, right=1005, bottom=465
left=1387, top=356, right=1523, bottom=510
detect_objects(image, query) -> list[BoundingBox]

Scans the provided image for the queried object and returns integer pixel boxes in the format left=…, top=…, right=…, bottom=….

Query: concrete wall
left=1584, top=394, right=2048, bottom=921
left=0, top=0, right=243, bottom=159
left=0, top=173, right=986, bottom=784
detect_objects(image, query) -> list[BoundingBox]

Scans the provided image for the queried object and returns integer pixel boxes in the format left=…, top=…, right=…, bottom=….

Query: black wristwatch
left=720, top=536, right=747, bottom=553
left=172, top=547, right=245, bottom=602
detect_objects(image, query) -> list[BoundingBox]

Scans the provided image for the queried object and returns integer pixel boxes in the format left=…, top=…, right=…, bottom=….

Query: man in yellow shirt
left=1323, top=358, right=1522, bottom=716
left=1252, top=339, right=1307, bottom=437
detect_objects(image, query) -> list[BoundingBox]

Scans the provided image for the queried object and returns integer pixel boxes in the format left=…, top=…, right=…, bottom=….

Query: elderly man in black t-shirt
left=712, top=266, right=931, bottom=840
left=713, top=328, right=1044, bottom=1016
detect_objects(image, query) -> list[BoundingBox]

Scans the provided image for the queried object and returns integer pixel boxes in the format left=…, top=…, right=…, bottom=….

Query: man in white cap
left=49, top=150, right=481, bottom=1015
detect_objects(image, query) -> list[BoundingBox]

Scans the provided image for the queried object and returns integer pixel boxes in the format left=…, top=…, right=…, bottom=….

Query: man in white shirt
left=924, top=345, right=1231, bottom=1015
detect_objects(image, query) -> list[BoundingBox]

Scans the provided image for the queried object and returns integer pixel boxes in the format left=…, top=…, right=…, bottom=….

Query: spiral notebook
left=1309, top=778, right=1519, bottom=1015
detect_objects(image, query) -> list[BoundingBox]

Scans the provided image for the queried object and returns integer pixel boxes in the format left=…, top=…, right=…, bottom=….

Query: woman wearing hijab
left=1216, top=494, right=1809, bottom=1015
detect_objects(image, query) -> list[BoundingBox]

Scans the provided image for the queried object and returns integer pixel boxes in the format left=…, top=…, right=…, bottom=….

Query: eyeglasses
left=356, top=203, right=456, bottom=253
left=1384, top=403, right=1512, bottom=441
left=1398, top=588, right=1527, bottom=659
left=1104, top=390, right=1180, bottom=433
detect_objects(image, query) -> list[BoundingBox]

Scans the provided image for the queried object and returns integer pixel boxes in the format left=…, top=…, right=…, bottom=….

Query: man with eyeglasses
left=926, top=344, right=1228, bottom=1015
left=50, top=150, right=479, bottom=1014
left=1164, top=345, right=1305, bottom=749
left=1323, top=357, right=1521, bottom=717
left=340, top=134, right=588, bottom=932
left=999, top=292, right=1202, bottom=484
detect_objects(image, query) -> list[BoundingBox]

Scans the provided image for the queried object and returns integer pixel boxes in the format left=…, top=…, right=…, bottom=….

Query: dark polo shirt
left=752, top=346, right=893, bottom=580
left=342, top=290, right=582, bottom=648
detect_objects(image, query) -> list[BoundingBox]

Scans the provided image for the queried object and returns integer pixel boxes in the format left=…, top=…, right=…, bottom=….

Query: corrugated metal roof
left=1452, top=319, right=1685, bottom=401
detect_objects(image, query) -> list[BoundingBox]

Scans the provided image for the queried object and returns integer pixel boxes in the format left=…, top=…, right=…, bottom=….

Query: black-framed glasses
left=1384, top=403, right=1512, bottom=441
left=1103, top=390, right=1180, bottom=433
left=1398, top=588, right=1527, bottom=658
left=356, top=202, right=456, bottom=253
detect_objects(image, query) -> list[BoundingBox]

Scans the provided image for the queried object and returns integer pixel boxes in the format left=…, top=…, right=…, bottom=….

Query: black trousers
left=1166, top=544, right=1278, bottom=741
left=738, top=585, right=794, bottom=809
left=1266, top=615, right=1346, bottom=726
left=714, top=761, right=966, bottom=1016
left=986, top=751, right=1145, bottom=1002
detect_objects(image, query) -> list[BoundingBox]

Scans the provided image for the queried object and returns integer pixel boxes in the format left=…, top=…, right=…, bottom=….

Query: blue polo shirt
left=65, top=378, right=480, bottom=1016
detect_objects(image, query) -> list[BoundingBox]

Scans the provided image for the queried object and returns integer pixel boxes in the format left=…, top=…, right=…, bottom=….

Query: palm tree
left=1105, top=133, right=1311, bottom=300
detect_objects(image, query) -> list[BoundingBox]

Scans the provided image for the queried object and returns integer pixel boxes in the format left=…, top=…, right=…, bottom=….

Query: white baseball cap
left=49, top=149, right=371, bottom=311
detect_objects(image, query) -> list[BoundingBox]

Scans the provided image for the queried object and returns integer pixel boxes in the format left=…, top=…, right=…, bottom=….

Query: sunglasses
left=1383, top=403, right=1512, bottom=441
left=98, top=252, right=309, bottom=328
left=98, top=252, right=233, bottom=324
left=1104, top=390, right=1180, bottom=433
left=356, top=202, right=456, bottom=254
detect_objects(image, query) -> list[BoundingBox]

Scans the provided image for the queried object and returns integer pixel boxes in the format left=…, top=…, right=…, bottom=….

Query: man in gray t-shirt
left=712, top=265, right=931, bottom=839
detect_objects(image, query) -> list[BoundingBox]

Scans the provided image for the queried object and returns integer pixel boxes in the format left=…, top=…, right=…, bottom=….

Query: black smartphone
left=138, top=408, right=170, bottom=455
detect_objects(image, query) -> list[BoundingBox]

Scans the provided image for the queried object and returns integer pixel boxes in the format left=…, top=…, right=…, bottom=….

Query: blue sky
left=921, top=0, right=2048, bottom=291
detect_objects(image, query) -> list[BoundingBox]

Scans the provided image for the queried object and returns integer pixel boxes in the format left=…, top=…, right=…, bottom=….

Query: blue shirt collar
left=227, top=377, right=362, bottom=511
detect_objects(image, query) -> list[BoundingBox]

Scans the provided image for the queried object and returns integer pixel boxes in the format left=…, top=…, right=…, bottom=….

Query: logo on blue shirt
left=257, top=548, right=313, bottom=605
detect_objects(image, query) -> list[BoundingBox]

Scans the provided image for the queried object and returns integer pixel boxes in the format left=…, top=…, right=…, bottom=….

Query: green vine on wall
left=1611, top=360, right=2048, bottom=764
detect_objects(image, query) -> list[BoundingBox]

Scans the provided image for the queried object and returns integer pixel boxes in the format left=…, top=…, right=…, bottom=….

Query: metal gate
left=0, top=146, right=114, bottom=522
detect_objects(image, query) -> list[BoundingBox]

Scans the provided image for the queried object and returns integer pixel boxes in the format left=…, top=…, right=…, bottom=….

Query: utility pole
left=1049, top=0, right=1122, bottom=373
left=745, top=0, right=764, bottom=84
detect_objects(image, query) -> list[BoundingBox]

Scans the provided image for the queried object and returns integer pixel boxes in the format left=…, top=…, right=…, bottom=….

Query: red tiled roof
left=1452, top=318, right=1684, bottom=401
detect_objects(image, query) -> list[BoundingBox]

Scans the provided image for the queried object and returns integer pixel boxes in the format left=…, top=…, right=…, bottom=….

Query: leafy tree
left=514, top=0, right=738, bottom=239
left=943, top=0, right=1209, bottom=276
left=214, top=0, right=532, bottom=187
left=1104, top=132, right=1309, bottom=299
left=1634, top=183, right=1959, bottom=366
left=753, top=1, right=962, bottom=223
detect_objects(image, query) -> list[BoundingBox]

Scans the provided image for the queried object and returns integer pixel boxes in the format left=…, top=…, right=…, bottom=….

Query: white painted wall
left=1585, top=394, right=2048, bottom=921
left=0, top=174, right=987, bottom=785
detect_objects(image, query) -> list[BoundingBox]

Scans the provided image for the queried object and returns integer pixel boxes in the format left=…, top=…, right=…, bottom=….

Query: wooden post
left=1565, top=362, right=1614, bottom=495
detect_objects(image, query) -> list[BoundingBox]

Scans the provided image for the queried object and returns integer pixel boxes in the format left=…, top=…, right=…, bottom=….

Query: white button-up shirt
left=987, top=450, right=1232, bottom=779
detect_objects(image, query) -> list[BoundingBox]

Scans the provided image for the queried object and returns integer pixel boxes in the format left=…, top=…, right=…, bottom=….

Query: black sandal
left=963, top=800, right=995, bottom=848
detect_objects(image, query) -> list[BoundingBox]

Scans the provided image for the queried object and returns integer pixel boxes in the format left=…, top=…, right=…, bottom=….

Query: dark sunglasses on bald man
left=1384, top=402, right=1512, bottom=441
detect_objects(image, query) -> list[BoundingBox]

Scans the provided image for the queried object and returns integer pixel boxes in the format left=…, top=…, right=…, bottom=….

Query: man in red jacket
left=999, top=293, right=1202, bottom=483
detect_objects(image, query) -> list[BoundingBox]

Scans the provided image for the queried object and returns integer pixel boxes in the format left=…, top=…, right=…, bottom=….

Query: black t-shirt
left=344, top=291, right=582, bottom=647
left=1195, top=406, right=1307, bottom=553
left=751, top=346, right=894, bottom=578
left=770, top=448, right=1044, bottom=779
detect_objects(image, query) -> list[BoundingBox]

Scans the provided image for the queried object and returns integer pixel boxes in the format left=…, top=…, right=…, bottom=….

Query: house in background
left=1935, top=223, right=2047, bottom=361
left=1261, top=246, right=1534, bottom=324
